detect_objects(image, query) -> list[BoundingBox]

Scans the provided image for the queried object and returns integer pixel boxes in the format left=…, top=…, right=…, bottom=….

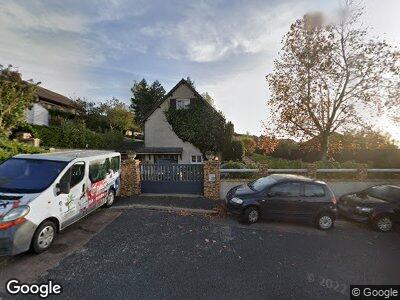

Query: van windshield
left=0, top=158, right=68, bottom=193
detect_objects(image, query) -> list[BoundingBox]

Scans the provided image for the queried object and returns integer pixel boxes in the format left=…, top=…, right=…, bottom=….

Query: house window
left=191, top=155, right=202, bottom=163
left=176, top=99, right=190, bottom=110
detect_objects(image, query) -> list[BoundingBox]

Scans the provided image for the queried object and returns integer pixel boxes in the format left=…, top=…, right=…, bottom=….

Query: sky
left=1, top=0, right=399, bottom=140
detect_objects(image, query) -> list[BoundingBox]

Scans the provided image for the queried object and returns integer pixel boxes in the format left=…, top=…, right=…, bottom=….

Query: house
left=136, top=79, right=211, bottom=164
left=26, top=86, right=78, bottom=126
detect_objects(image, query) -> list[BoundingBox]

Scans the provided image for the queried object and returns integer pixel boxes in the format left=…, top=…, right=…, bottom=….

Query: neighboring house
left=136, top=79, right=211, bottom=164
left=26, top=86, right=78, bottom=126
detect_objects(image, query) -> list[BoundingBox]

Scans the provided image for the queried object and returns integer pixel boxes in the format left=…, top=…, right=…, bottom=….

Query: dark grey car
left=227, top=174, right=337, bottom=230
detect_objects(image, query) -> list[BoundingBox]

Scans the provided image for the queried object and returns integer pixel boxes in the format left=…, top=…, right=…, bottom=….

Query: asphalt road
left=1, top=208, right=400, bottom=300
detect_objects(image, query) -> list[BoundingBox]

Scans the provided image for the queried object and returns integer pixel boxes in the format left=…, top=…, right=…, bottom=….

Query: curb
left=111, top=204, right=217, bottom=215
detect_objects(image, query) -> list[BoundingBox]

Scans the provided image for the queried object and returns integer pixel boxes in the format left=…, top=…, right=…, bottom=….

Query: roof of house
left=14, top=150, right=119, bottom=162
left=36, top=86, right=77, bottom=109
left=141, top=78, right=213, bottom=123
left=117, top=140, right=183, bottom=155
left=135, top=147, right=183, bottom=154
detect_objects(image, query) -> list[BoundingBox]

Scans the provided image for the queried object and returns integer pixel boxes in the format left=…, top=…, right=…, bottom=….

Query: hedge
left=250, top=153, right=367, bottom=169
left=30, top=122, right=124, bottom=150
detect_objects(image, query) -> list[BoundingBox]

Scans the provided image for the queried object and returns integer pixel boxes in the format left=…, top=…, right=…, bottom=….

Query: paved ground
left=116, top=195, right=224, bottom=211
left=1, top=207, right=398, bottom=300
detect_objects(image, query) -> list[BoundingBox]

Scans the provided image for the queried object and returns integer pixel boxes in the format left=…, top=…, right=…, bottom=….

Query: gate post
left=203, top=160, right=221, bottom=200
left=120, top=159, right=141, bottom=197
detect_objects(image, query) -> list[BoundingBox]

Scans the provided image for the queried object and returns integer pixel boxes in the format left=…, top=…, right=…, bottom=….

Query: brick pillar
left=357, top=168, right=368, bottom=181
left=120, top=159, right=141, bottom=196
left=307, top=163, right=317, bottom=179
left=203, top=160, right=221, bottom=200
left=258, top=164, right=269, bottom=177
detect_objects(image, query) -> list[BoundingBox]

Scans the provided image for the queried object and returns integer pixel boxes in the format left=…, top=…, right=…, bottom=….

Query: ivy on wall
left=165, top=100, right=226, bottom=155
left=165, top=100, right=243, bottom=161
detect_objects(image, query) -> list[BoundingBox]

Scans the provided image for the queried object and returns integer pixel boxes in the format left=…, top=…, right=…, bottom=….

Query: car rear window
left=367, top=186, right=399, bottom=202
left=304, top=184, right=325, bottom=197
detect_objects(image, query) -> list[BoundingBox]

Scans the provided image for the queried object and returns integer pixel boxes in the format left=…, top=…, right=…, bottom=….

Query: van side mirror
left=56, top=181, right=70, bottom=195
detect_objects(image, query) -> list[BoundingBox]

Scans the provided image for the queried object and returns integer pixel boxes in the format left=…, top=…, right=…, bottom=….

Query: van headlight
left=1, top=206, right=30, bottom=222
left=231, top=197, right=243, bottom=204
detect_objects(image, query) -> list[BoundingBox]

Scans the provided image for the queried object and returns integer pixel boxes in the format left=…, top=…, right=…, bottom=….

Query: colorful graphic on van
left=86, top=179, right=109, bottom=208
left=60, top=194, right=78, bottom=220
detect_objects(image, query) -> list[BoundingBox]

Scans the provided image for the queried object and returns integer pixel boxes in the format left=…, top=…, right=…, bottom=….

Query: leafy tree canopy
left=266, top=3, right=400, bottom=161
left=0, top=65, right=39, bottom=137
left=102, top=98, right=138, bottom=132
left=130, top=79, right=166, bottom=123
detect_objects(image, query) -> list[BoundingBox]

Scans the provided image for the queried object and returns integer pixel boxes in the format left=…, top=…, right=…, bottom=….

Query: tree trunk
left=320, top=134, right=330, bottom=163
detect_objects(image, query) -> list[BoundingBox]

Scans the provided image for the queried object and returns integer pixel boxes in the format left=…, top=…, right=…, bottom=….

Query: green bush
left=31, top=121, right=123, bottom=150
left=0, top=139, right=44, bottom=160
left=250, top=153, right=368, bottom=169
left=165, top=101, right=228, bottom=155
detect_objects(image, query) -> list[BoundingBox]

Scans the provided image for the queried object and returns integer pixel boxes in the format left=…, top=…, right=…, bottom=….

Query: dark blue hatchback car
left=227, top=174, right=337, bottom=230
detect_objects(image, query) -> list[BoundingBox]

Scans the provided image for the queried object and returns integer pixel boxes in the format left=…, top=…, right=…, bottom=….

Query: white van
left=0, top=150, right=121, bottom=256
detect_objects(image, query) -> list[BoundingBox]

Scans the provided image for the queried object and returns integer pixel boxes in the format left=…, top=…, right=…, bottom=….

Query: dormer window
left=176, top=99, right=190, bottom=110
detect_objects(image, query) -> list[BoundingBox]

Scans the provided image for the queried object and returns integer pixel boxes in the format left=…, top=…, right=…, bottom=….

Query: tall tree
left=185, top=76, right=195, bottom=88
left=266, top=3, right=399, bottom=161
left=0, top=65, right=39, bottom=137
left=130, top=79, right=165, bottom=123
left=201, top=92, right=215, bottom=106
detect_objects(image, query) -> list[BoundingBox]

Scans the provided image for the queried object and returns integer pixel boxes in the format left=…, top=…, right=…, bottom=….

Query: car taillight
left=331, top=196, right=337, bottom=205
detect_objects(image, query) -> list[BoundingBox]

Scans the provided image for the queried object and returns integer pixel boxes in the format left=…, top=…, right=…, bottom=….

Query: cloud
left=0, top=1, right=89, bottom=33
left=140, top=0, right=309, bottom=62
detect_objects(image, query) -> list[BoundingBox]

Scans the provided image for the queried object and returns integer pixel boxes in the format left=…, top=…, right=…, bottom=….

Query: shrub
left=31, top=121, right=123, bottom=150
left=0, top=139, right=44, bottom=161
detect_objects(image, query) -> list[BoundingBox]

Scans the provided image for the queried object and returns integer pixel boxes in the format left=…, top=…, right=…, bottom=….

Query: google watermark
left=351, top=286, right=400, bottom=299
left=6, top=279, right=62, bottom=298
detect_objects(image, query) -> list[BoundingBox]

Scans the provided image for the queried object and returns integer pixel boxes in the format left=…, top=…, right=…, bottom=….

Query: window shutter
left=170, top=98, right=176, bottom=109
left=190, top=98, right=196, bottom=108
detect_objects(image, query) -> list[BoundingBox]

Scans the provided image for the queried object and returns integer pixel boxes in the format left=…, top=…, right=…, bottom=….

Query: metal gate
left=140, top=164, right=204, bottom=194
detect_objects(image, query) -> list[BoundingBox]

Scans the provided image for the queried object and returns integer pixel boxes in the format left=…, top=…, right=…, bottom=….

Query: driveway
left=0, top=208, right=399, bottom=299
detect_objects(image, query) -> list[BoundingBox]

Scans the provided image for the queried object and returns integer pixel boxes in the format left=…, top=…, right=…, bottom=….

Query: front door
left=57, top=162, right=86, bottom=228
left=262, top=182, right=302, bottom=218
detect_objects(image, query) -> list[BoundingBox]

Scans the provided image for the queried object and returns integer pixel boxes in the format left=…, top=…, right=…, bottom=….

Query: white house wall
left=26, top=103, right=49, bottom=126
left=144, top=84, right=203, bottom=164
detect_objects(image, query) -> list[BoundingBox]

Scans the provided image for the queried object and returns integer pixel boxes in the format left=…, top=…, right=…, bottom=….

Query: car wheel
left=373, top=215, right=393, bottom=232
left=316, top=213, right=334, bottom=230
left=243, top=207, right=260, bottom=224
left=31, top=220, right=57, bottom=254
left=104, top=190, right=115, bottom=208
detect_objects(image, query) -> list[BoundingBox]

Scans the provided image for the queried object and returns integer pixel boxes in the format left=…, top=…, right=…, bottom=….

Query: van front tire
left=104, top=190, right=115, bottom=208
left=31, top=220, right=57, bottom=254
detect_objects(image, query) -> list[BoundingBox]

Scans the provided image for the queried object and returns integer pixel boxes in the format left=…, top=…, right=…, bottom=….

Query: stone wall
left=120, top=159, right=141, bottom=196
left=203, top=161, right=221, bottom=200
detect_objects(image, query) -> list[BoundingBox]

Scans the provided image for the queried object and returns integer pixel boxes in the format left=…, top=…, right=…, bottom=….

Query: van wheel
left=373, top=215, right=393, bottom=232
left=31, top=221, right=57, bottom=254
left=104, top=190, right=115, bottom=208
left=316, top=213, right=334, bottom=230
left=243, top=207, right=260, bottom=224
